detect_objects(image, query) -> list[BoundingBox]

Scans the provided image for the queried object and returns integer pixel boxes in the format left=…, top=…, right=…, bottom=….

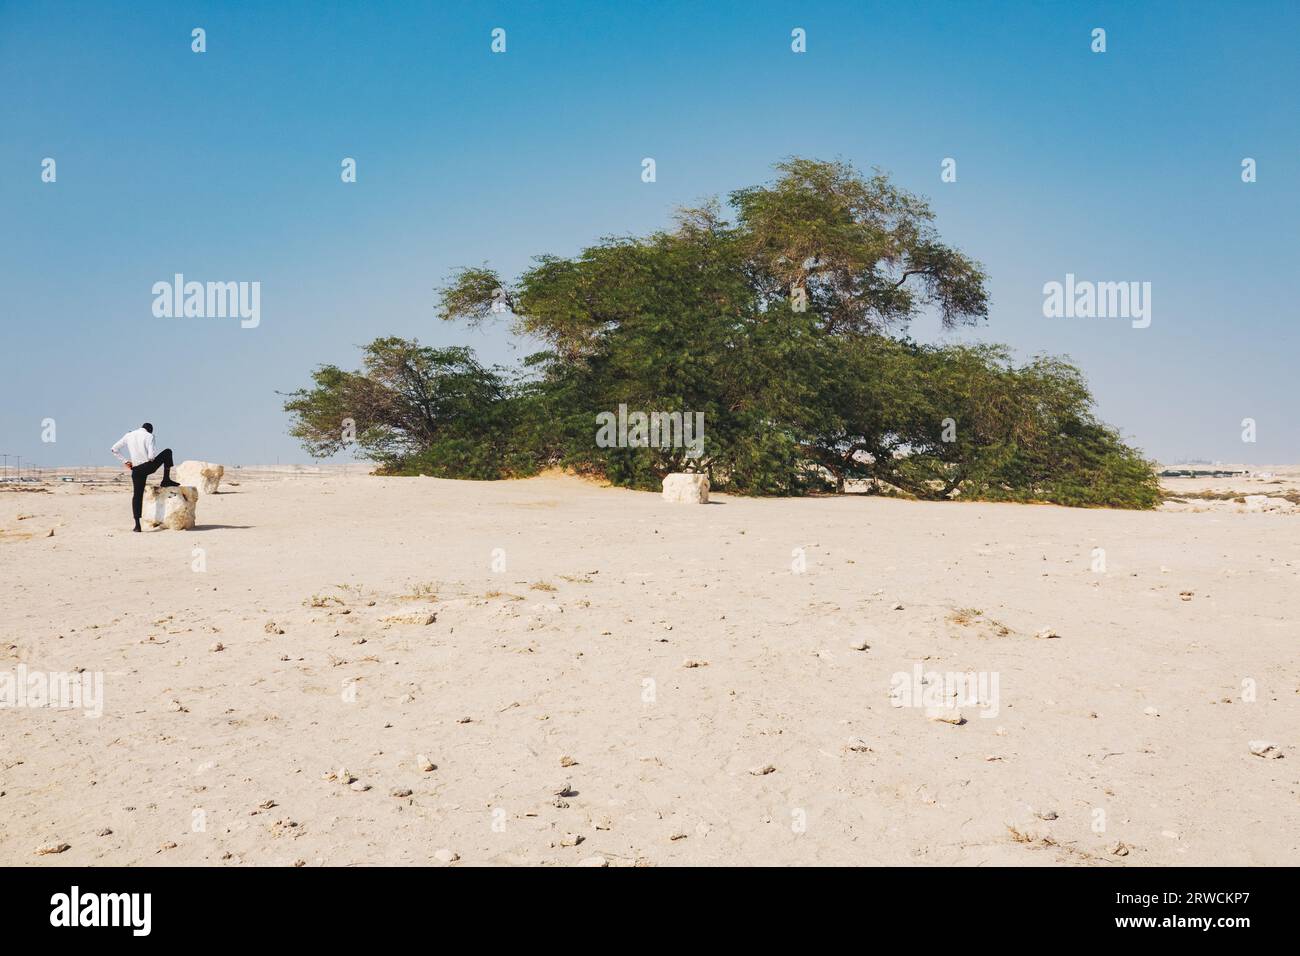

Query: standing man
left=111, top=423, right=179, bottom=532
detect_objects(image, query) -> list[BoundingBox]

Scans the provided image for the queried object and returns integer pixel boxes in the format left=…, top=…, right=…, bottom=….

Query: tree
left=285, top=158, right=1158, bottom=508
left=282, top=338, right=525, bottom=478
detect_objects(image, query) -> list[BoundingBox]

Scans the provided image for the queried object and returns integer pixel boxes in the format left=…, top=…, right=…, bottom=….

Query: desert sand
left=1, top=466, right=1297, bottom=866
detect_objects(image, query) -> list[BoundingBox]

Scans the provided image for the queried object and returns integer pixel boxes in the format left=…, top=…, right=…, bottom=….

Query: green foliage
left=286, top=158, right=1158, bottom=509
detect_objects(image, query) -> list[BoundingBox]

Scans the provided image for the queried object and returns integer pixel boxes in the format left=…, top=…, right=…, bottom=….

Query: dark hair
left=142, top=423, right=154, bottom=433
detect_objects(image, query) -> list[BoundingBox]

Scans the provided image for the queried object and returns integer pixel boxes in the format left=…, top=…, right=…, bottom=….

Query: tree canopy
left=284, top=158, right=1159, bottom=509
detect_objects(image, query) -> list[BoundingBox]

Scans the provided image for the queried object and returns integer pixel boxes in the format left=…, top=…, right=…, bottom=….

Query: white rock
left=577, top=855, right=608, bottom=867
left=1248, top=740, right=1283, bottom=758
left=141, top=486, right=197, bottom=531
left=417, top=754, right=436, bottom=772
left=661, top=473, right=709, bottom=504
left=848, top=637, right=870, bottom=651
left=1143, top=706, right=1160, bottom=717
left=174, top=460, right=224, bottom=496
left=926, top=707, right=965, bottom=725
left=434, top=848, right=460, bottom=863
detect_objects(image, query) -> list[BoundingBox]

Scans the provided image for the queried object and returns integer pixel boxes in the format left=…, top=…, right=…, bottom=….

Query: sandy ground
left=1, top=466, right=1297, bottom=866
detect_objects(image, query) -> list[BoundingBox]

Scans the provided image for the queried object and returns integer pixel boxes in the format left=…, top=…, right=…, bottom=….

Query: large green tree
left=285, top=158, right=1158, bottom=508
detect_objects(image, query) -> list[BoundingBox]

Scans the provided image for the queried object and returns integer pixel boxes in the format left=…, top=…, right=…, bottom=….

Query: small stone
left=682, top=658, right=709, bottom=668
left=1143, top=706, right=1159, bottom=717
left=390, top=787, right=413, bottom=798
left=158, top=841, right=178, bottom=851
left=848, top=638, right=869, bottom=651
left=559, top=832, right=583, bottom=847
left=349, top=781, right=371, bottom=792
left=669, top=831, right=688, bottom=841
left=36, top=842, right=70, bottom=855
left=456, top=716, right=472, bottom=724
left=96, top=828, right=113, bottom=837
left=336, top=767, right=356, bottom=784
left=560, top=755, right=578, bottom=768
left=434, top=848, right=459, bottom=863
left=926, top=707, right=966, bottom=725
left=265, top=621, right=285, bottom=635
left=1110, top=841, right=1130, bottom=857
left=748, top=764, right=776, bottom=776
left=167, top=698, right=187, bottom=713
left=553, top=781, right=575, bottom=797
left=845, top=737, right=872, bottom=753
left=891, top=602, right=904, bottom=611
left=1035, top=809, right=1059, bottom=821
left=1034, top=628, right=1061, bottom=639
left=661, top=473, right=710, bottom=504
left=417, top=755, right=436, bottom=772
left=1248, top=740, right=1283, bottom=758
left=577, top=855, right=608, bottom=867
left=210, top=642, right=224, bottom=652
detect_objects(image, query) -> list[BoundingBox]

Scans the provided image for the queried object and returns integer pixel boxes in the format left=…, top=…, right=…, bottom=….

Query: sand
left=1, top=466, right=1297, bottom=866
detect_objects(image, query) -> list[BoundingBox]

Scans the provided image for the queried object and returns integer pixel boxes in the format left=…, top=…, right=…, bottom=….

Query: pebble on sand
left=748, top=764, right=776, bottom=776
left=682, top=658, right=709, bottom=668
left=559, top=833, right=583, bottom=847
left=926, top=707, right=966, bottom=725
left=1034, top=628, right=1061, bottom=639
left=434, top=848, right=459, bottom=863
left=36, top=842, right=70, bottom=855
left=417, top=755, right=436, bottom=772
left=210, top=642, right=224, bottom=652
left=560, top=755, right=578, bottom=767
left=848, top=638, right=870, bottom=651
left=390, top=787, right=413, bottom=798
left=1143, top=706, right=1160, bottom=717
left=1248, top=740, right=1283, bottom=758
left=577, top=855, right=608, bottom=867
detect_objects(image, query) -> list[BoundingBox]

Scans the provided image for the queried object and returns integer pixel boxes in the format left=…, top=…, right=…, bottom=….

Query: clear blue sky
left=3, top=0, right=1297, bottom=467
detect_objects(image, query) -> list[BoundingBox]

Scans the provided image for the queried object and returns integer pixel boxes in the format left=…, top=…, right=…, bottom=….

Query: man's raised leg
left=157, top=448, right=178, bottom=487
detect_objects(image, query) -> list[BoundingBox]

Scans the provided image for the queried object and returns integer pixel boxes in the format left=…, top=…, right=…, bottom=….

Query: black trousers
left=130, top=448, right=174, bottom=523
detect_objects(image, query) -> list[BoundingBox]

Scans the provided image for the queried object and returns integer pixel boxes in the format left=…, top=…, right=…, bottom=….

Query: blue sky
left=2, top=0, right=1297, bottom=467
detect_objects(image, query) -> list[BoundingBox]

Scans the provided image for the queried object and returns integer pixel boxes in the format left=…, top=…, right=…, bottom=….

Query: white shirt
left=111, top=428, right=156, bottom=465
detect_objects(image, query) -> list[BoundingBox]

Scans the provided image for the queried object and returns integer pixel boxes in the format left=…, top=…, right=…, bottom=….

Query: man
left=110, top=423, right=179, bottom=532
